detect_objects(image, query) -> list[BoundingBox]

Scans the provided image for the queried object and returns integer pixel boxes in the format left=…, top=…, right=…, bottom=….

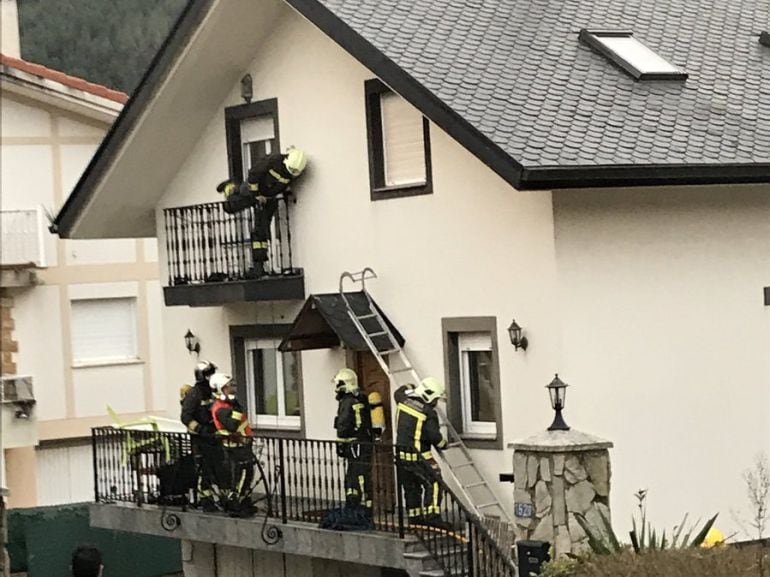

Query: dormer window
left=760, top=32, right=770, bottom=47
left=579, top=30, right=688, bottom=81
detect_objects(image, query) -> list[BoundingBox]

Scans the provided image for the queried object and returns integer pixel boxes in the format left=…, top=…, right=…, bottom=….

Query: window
left=225, top=98, right=280, bottom=182
left=70, top=298, right=138, bottom=364
left=442, top=317, right=503, bottom=449
left=579, top=30, right=688, bottom=81
left=458, top=333, right=496, bottom=437
left=230, top=324, right=304, bottom=435
left=365, top=79, right=432, bottom=200
left=244, top=339, right=301, bottom=429
left=761, top=32, right=770, bottom=47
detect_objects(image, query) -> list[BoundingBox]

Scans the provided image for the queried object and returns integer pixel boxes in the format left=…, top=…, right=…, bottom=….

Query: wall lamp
left=546, top=373, right=570, bottom=431
left=507, top=319, right=528, bottom=351
left=241, top=74, right=253, bottom=103
left=184, top=329, right=200, bottom=356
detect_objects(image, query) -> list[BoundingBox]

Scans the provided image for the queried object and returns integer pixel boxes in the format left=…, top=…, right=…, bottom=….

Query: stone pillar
left=511, top=429, right=613, bottom=558
left=0, top=291, right=18, bottom=376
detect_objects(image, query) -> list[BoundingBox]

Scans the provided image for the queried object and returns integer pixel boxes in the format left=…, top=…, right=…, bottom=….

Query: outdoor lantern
left=507, top=319, right=529, bottom=351
left=241, top=74, right=253, bottom=103
left=546, top=373, right=570, bottom=431
left=184, top=329, right=200, bottom=356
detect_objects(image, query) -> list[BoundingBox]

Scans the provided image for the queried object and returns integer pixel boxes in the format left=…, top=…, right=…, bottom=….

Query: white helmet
left=333, top=368, right=359, bottom=394
left=414, top=377, right=445, bottom=405
left=194, top=360, right=217, bottom=382
left=209, top=372, right=235, bottom=401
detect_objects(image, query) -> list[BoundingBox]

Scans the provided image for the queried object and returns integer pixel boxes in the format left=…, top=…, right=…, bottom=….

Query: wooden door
left=354, top=352, right=396, bottom=516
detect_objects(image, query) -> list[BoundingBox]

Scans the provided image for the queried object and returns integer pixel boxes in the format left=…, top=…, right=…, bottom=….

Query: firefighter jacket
left=180, top=380, right=214, bottom=437
left=395, top=385, right=447, bottom=460
left=212, top=398, right=253, bottom=448
left=245, top=153, right=294, bottom=199
left=335, top=392, right=373, bottom=443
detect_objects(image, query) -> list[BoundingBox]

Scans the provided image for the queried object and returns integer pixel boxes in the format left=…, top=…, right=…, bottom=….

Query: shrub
left=540, top=546, right=768, bottom=577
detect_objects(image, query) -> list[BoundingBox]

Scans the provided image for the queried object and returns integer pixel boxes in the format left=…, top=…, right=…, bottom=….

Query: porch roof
left=279, top=292, right=405, bottom=353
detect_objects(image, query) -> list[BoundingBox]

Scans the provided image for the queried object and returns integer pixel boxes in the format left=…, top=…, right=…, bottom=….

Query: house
left=0, top=17, right=166, bottom=508
left=52, top=0, right=769, bottom=575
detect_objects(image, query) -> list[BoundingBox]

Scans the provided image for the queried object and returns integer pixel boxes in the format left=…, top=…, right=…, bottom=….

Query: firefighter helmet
left=333, top=368, right=359, bottom=394
left=209, top=372, right=235, bottom=401
left=283, top=147, right=307, bottom=177
left=194, top=360, right=217, bottom=382
left=415, top=377, right=445, bottom=405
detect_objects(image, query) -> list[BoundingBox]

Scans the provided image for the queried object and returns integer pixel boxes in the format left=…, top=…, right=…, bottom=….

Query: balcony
left=1, top=375, right=37, bottom=449
left=162, top=198, right=304, bottom=307
left=1, top=208, right=45, bottom=287
left=90, top=428, right=516, bottom=577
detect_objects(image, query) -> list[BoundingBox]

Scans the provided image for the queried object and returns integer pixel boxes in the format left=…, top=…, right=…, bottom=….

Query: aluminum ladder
left=339, top=268, right=512, bottom=523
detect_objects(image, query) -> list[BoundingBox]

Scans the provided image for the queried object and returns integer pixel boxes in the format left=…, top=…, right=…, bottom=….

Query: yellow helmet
left=333, top=368, right=358, bottom=394
left=701, top=527, right=725, bottom=548
left=284, top=147, right=307, bottom=177
left=414, top=377, right=445, bottom=404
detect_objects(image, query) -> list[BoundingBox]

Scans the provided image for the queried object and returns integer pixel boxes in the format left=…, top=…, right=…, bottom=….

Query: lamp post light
left=507, top=319, right=528, bottom=351
left=546, top=373, right=570, bottom=431
left=184, top=329, right=200, bottom=356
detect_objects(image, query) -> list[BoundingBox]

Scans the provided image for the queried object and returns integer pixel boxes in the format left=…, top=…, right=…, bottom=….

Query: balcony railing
left=163, top=197, right=297, bottom=287
left=1, top=209, right=45, bottom=267
left=92, top=428, right=516, bottom=577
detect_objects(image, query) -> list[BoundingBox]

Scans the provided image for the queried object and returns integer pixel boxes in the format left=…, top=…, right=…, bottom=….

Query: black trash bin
left=517, top=540, right=551, bottom=576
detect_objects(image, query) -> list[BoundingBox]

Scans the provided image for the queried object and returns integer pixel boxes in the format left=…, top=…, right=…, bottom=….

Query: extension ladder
left=339, top=268, right=512, bottom=523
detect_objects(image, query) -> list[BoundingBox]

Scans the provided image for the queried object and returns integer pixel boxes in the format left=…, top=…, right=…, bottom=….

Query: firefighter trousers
left=398, top=458, right=442, bottom=520
left=344, top=443, right=373, bottom=509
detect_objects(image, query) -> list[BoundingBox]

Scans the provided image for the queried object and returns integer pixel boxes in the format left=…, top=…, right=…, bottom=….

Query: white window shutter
left=380, top=93, right=426, bottom=186
left=240, top=117, right=275, bottom=143
left=71, top=298, right=138, bottom=363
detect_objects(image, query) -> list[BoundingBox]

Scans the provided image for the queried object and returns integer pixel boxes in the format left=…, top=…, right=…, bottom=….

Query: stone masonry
left=0, top=290, right=17, bottom=375
left=511, top=429, right=613, bottom=558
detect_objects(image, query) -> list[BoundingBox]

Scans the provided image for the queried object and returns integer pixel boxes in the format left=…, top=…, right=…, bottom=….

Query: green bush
left=541, top=546, right=768, bottom=577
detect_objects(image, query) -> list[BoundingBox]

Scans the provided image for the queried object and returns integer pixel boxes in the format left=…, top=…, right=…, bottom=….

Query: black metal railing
left=163, top=197, right=297, bottom=286
left=92, top=428, right=515, bottom=576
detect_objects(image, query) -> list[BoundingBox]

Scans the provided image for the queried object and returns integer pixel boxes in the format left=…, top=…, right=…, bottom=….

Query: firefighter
left=216, top=147, right=307, bottom=278
left=333, top=368, right=374, bottom=512
left=180, top=360, right=222, bottom=512
left=395, top=377, right=450, bottom=529
left=210, top=372, right=257, bottom=517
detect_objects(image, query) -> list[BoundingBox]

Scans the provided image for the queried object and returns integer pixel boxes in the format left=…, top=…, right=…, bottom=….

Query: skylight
left=579, top=30, right=688, bottom=81
left=760, top=32, right=770, bottom=47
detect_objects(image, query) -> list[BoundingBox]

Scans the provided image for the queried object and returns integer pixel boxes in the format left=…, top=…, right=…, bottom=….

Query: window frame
left=442, top=317, right=504, bottom=449
left=365, top=79, right=433, bottom=201
left=224, top=98, right=280, bottom=183
left=458, top=332, right=497, bottom=438
left=579, top=29, right=688, bottom=81
left=70, top=297, right=139, bottom=366
left=230, top=323, right=304, bottom=438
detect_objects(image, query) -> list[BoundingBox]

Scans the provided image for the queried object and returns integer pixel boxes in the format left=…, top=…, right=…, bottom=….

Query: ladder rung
left=446, top=441, right=463, bottom=449
left=453, top=461, right=475, bottom=468
left=356, top=313, right=378, bottom=320
left=463, top=481, right=489, bottom=489
left=367, top=331, right=389, bottom=338
left=477, top=502, right=500, bottom=509
left=381, top=348, right=399, bottom=354
left=391, top=367, right=414, bottom=374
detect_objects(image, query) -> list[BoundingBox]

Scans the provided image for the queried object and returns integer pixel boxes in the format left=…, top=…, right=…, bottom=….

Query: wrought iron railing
left=162, top=197, right=297, bottom=286
left=91, top=428, right=516, bottom=576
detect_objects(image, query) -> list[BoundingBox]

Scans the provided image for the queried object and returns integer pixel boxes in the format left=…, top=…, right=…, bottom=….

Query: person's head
left=209, top=372, right=235, bottom=401
left=333, top=368, right=359, bottom=397
left=413, top=377, right=446, bottom=406
left=194, top=360, right=217, bottom=383
left=71, top=545, right=103, bottom=577
left=283, top=147, right=307, bottom=177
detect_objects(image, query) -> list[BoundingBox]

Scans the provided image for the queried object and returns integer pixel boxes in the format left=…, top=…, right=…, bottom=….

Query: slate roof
left=301, top=0, right=770, bottom=178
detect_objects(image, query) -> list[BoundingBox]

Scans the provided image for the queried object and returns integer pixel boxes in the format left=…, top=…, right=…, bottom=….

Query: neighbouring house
left=51, top=0, right=769, bottom=575
left=0, top=21, right=166, bottom=509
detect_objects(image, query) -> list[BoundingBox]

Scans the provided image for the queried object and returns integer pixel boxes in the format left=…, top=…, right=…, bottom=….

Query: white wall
left=554, top=184, right=770, bottom=538
left=156, top=4, right=561, bottom=514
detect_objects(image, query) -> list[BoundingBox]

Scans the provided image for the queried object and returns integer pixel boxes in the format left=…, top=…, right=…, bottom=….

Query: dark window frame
left=365, top=79, right=433, bottom=201
left=230, top=323, right=305, bottom=438
left=224, top=98, right=280, bottom=183
left=579, top=29, right=688, bottom=81
left=441, top=317, right=504, bottom=450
